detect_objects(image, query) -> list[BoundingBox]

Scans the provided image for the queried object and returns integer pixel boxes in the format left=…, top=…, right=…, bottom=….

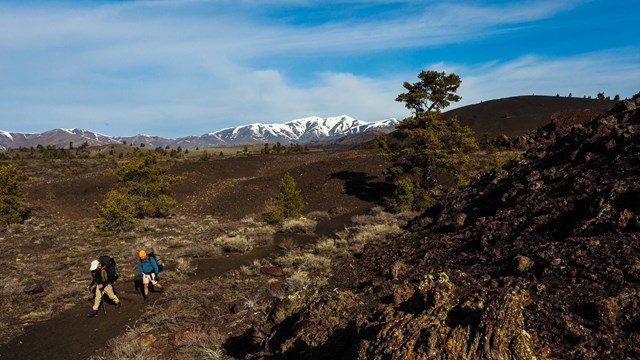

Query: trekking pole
left=100, top=289, right=107, bottom=316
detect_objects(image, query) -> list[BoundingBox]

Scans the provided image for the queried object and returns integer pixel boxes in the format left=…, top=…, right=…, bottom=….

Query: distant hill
left=443, top=95, right=616, bottom=139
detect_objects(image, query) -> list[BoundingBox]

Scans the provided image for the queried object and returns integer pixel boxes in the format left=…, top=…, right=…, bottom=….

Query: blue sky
left=0, top=0, right=638, bottom=138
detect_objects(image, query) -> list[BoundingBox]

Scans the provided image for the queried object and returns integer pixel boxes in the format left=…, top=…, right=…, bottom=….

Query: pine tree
left=94, top=190, right=139, bottom=234
left=381, top=70, right=479, bottom=211
left=200, top=149, right=211, bottom=161
left=111, top=152, right=184, bottom=217
left=0, top=165, right=30, bottom=225
left=263, top=172, right=305, bottom=222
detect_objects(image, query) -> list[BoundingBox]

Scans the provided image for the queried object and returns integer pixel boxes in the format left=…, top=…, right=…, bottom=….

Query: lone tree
left=0, top=165, right=30, bottom=225
left=380, top=70, right=479, bottom=211
left=263, top=172, right=305, bottom=222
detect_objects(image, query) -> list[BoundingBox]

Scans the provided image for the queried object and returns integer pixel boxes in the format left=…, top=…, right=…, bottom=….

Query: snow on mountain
left=0, top=115, right=399, bottom=149
left=210, top=115, right=398, bottom=145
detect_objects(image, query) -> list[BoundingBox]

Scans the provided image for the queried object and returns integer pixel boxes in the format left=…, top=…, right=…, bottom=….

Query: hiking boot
left=87, top=310, right=99, bottom=318
left=115, top=302, right=121, bottom=309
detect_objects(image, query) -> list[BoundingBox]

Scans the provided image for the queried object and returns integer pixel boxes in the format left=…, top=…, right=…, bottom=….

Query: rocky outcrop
left=250, top=93, right=640, bottom=359
left=358, top=274, right=536, bottom=360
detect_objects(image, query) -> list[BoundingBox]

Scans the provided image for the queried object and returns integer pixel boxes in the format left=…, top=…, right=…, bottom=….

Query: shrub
left=45, top=191, right=56, bottom=201
left=94, top=190, right=139, bottom=235
left=176, top=257, right=197, bottom=276
left=274, top=252, right=331, bottom=273
left=0, top=165, right=30, bottom=225
left=200, top=149, right=212, bottom=161
left=286, top=270, right=312, bottom=292
left=112, top=152, right=184, bottom=217
left=280, top=217, right=317, bottom=233
left=213, top=234, right=253, bottom=253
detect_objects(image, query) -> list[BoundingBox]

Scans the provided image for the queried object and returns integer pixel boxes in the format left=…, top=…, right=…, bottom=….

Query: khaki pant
left=93, top=284, right=119, bottom=311
left=142, top=272, right=158, bottom=285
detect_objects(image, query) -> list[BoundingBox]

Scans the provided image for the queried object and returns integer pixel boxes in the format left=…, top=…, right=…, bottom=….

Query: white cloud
left=455, top=49, right=640, bottom=106
left=0, top=0, right=636, bottom=137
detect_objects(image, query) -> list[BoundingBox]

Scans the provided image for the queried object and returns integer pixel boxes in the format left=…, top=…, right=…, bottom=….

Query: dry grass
left=391, top=261, right=405, bottom=281
left=280, top=217, right=317, bottom=234
left=240, top=259, right=263, bottom=276
left=103, top=323, right=155, bottom=359
left=176, top=257, right=197, bottom=276
left=306, top=211, right=331, bottom=221
left=175, top=328, right=225, bottom=360
left=18, top=307, right=52, bottom=322
left=84, top=209, right=407, bottom=359
left=213, top=234, right=254, bottom=253
left=286, top=270, right=313, bottom=292
left=275, top=250, right=332, bottom=294
left=274, top=252, right=331, bottom=273
left=336, top=209, right=408, bottom=255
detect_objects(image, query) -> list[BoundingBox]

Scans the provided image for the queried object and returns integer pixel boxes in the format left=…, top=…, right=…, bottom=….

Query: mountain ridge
left=0, top=115, right=398, bottom=150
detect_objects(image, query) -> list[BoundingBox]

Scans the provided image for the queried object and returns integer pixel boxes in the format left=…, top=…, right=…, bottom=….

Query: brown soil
left=23, top=149, right=390, bottom=221
left=0, top=148, right=389, bottom=359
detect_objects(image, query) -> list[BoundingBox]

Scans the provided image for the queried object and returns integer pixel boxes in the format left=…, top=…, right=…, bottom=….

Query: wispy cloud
left=0, top=0, right=636, bottom=137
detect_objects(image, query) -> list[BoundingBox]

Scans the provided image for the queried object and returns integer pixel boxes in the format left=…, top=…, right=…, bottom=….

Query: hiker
left=138, top=250, right=162, bottom=300
left=87, top=259, right=120, bottom=317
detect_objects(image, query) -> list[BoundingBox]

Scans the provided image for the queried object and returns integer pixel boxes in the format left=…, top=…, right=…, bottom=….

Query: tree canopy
left=112, top=152, right=184, bottom=217
left=396, top=70, right=462, bottom=114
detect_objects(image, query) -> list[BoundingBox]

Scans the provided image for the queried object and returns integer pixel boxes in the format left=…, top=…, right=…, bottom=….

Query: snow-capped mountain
left=210, top=115, right=397, bottom=145
left=0, top=128, right=120, bottom=150
left=0, top=115, right=398, bottom=149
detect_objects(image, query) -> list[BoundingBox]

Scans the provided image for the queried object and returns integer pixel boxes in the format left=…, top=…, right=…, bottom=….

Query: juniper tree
left=380, top=70, right=479, bottom=211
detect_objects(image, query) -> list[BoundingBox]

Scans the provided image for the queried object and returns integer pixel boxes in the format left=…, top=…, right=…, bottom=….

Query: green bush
left=94, top=190, right=139, bottom=235
left=0, top=165, right=30, bottom=225
left=112, top=152, right=184, bottom=217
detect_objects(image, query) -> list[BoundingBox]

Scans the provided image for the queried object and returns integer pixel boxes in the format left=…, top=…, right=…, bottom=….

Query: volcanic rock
left=249, top=93, right=640, bottom=359
left=22, top=282, right=44, bottom=295
left=261, top=266, right=285, bottom=277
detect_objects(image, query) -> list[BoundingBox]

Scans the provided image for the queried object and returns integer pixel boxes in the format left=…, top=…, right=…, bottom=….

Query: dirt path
left=0, top=248, right=289, bottom=360
left=0, top=212, right=358, bottom=360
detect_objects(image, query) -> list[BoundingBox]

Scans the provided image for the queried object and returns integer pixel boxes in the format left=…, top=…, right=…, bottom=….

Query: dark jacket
left=138, top=256, right=159, bottom=275
left=90, top=267, right=114, bottom=287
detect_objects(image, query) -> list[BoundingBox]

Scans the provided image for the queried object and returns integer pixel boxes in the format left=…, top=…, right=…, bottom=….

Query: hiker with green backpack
left=87, top=256, right=121, bottom=317
left=137, top=249, right=163, bottom=300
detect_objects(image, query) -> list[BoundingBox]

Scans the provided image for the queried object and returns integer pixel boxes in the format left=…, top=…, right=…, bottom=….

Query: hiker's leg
left=104, top=284, right=119, bottom=304
left=150, top=273, right=162, bottom=291
left=142, top=273, right=150, bottom=296
left=92, top=286, right=103, bottom=311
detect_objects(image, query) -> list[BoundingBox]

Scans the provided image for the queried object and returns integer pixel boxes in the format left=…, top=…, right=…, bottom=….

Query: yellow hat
left=139, top=250, right=147, bottom=258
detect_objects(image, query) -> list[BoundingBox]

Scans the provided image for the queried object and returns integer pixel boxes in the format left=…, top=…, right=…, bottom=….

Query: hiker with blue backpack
left=138, top=249, right=163, bottom=300
left=87, top=257, right=121, bottom=317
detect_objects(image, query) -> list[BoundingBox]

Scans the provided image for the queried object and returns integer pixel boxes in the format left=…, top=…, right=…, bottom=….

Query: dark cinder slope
left=252, top=93, right=640, bottom=359
left=444, top=95, right=616, bottom=139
